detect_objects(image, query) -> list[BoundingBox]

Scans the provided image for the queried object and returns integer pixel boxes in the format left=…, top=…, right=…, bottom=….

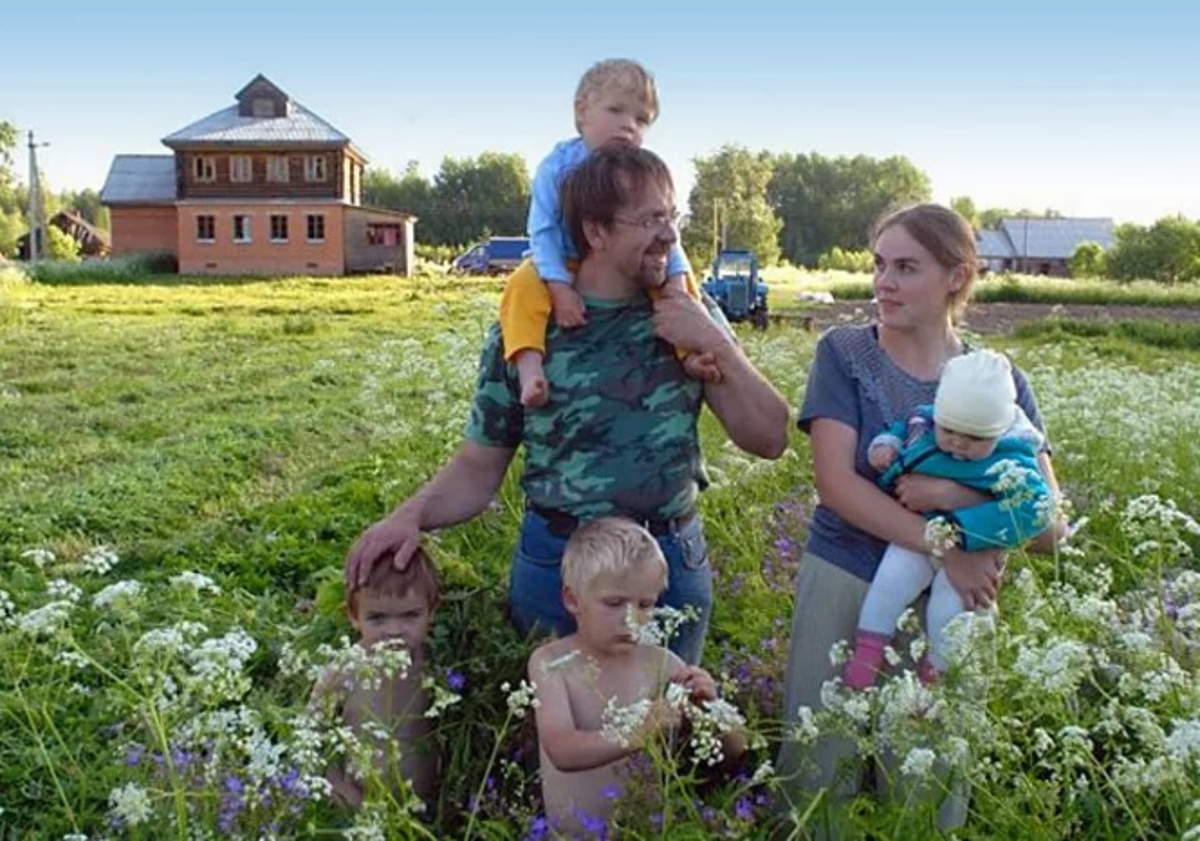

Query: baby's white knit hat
left=934, top=350, right=1016, bottom=438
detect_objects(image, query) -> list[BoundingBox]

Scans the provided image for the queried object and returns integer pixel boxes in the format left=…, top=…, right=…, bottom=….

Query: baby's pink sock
left=843, top=631, right=891, bottom=690
left=916, top=655, right=940, bottom=686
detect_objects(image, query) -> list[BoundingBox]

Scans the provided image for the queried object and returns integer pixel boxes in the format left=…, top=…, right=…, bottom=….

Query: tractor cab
left=701, top=248, right=770, bottom=329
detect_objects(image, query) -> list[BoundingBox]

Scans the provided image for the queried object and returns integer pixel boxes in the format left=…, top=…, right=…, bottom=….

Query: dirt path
left=776, top=301, right=1200, bottom=336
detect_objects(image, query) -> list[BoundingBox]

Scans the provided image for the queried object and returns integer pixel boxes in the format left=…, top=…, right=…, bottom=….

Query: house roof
left=989, top=217, right=1115, bottom=260
left=99, top=155, right=177, bottom=205
left=976, top=229, right=1015, bottom=259
left=161, top=75, right=355, bottom=149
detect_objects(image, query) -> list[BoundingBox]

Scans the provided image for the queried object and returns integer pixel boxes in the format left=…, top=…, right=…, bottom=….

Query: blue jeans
left=508, top=510, right=714, bottom=665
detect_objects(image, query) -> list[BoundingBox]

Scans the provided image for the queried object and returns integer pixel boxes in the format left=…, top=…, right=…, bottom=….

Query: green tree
left=1107, top=216, right=1200, bottom=284
left=681, top=144, right=781, bottom=271
left=429, top=152, right=530, bottom=247
left=768, top=152, right=930, bottom=267
left=950, top=196, right=979, bottom=229
left=45, top=224, right=81, bottom=261
left=1068, top=241, right=1108, bottom=278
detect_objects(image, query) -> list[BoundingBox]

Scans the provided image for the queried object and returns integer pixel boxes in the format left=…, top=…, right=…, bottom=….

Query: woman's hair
left=873, top=203, right=979, bottom=322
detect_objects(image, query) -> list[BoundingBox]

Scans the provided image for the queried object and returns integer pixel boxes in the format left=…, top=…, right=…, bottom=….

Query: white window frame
left=196, top=214, right=216, bottom=242
left=267, top=156, right=289, bottom=183
left=305, top=155, right=327, bottom=182
left=306, top=214, right=326, bottom=243
left=233, top=215, right=252, bottom=243
left=269, top=214, right=289, bottom=243
left=193, top=156, right=216, bottom=183
left=230, top=156, right=253, bottom=183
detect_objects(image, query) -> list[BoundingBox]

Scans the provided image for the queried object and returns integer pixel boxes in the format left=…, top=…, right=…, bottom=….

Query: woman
left=774, top=204, right=1063, bottom=834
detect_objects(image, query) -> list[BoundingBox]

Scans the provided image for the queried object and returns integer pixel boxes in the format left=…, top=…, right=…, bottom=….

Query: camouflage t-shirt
left=466, top=294, right=704, bottom=521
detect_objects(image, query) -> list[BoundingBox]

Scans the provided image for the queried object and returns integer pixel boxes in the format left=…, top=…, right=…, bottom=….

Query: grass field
left=1, top=271, right=1198, bottom=839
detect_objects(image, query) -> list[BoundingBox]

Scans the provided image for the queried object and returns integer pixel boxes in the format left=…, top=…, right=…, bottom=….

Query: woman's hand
left=940, top=545, right=1006, bottom=610
left=895, top=475, right=989, bottom=513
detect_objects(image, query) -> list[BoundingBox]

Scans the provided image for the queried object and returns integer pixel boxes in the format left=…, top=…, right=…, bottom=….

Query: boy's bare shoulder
left=528, top=636, right=584, bottom=677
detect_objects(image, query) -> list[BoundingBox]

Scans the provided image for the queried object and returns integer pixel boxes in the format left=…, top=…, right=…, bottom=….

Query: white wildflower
left=827, top=639, right=850, bottom=667
left=81, top=546, right=119, bottom=575
left=92, top=580, right=143, bottom=609
left=1013, top=639, right=1091, bottom=694
left=1166, top=718, right=1200, bottom=763
left=422, top=676, right=463, bottom=719
left=21, top=547, right=55, bottom=569
left=750, top=759, right=776, bottom=786
left=108, top=782, right=153, bottom=826
left=600, top=696, right=653, bottom=748
left=0, top=589, right=15, bottom=627
left=900, top=747, right=936, bottom=778
left=501, top=679, right=539, bottom=720
left=187, top=628, right=258, bottom=703
left=789, top=705, right=819, bottom=745
left=47, top=578, right=83, bottom=604
left=169, top=571, right=221, bottom=594
left=18, top=600, right=73, bottom=637
left=883, top=645, right=902, bottom=667
left=56, top=650, right=91, bottom=670
left=923, top=517, right=959, bottom=558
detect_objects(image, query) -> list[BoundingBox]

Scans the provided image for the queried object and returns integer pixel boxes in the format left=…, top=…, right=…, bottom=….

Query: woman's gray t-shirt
left=798, top=324, right=1048, bottom=583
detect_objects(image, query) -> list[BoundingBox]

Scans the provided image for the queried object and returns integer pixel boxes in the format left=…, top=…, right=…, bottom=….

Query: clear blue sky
left=4, top=0, right=1197, bottom=224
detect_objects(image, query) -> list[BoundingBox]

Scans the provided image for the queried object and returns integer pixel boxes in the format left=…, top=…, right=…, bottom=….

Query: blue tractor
left=701, top=249, right=770, bottom=330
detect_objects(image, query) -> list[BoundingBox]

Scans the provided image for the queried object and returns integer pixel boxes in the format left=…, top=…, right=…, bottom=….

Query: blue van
left=452, top=236, right=531, bottom=275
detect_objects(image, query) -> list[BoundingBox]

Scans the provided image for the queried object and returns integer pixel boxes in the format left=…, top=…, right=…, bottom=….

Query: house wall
left=176, top=149, right=356, bottom=202
left=344, top=208, right=415, bottom=276
left=177, top=203, right=345, bottom=276
left=109, top=206, right=178, bottom=256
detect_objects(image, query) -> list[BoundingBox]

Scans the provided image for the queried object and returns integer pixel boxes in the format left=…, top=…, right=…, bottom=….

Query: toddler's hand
left=868, top=445, right=897, bottom=472
left=682, top=352, right=722, bottom=383
left=671, top=665, right=718, bottom=702
left=548, top=283, right=587, bottom=328
left=638, top=697, right=683, bottom=744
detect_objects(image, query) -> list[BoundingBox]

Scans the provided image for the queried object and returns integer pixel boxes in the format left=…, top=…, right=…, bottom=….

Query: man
left=344, top=144, right=788, bottom=665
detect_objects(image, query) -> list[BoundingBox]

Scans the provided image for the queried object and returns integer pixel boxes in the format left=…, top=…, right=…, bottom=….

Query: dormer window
left=193, top=156, right=216, bottom=183
left=305, top=155, right=327, bottom=182
left=251, top=98, right=275, bottom=118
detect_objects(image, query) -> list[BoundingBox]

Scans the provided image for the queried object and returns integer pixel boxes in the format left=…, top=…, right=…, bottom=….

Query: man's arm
left=651, top=288, right=788, bottom=459
left=344, top=441, right=516, bottom=588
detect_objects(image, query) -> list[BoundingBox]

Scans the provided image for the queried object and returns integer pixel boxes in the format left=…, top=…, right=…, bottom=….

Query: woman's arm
left=810, top=417, right=1004, bottom=609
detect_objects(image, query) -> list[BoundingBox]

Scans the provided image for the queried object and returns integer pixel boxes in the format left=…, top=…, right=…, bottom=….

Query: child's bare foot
left=516, top=350, right=550, bottom=408
left=683, top=351, right=722, bottom=383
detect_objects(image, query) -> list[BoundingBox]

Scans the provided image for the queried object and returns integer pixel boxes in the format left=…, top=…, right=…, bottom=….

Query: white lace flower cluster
left=422, top=676, right=463, bottom=719
left=311, top=637, right=413, bottom=693
left=0, top=589, right=15, bottom=628
left=169, top=570, right=222, bottom=595
left=625, top=604, right=699, bottom=647
left=1121, top=493, right=1200, bottom=559
left=923, top=517, right=960, bottom=559
left=501, top=679, right=539, bottom=720
left=599, top=680, right=746, bottom=766
left=80, top=545, right=119, bottom=576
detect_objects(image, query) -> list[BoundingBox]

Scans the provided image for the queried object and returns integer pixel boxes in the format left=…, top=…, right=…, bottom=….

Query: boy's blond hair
left=562, top=517, right=668, bottom=595
left=348, top=546, right=440, bottom=615
left=574, top=59, right=660, bottom=132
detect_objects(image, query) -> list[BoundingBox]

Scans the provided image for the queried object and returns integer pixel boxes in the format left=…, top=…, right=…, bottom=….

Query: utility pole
left=27, top=130, right=50, bottom=262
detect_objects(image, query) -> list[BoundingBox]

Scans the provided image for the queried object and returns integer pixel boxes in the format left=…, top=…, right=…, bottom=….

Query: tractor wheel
left=752, top=306, right=769, bottom=331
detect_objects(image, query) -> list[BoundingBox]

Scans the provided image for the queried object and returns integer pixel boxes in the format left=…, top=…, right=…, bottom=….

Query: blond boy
left=528, top=517, right=745, bottom=832
left=499, top=58, right=718, bottom=408
left=310, top=547, right=441, bottom=810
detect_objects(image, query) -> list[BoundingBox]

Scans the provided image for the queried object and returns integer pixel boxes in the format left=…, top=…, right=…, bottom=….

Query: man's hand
left=652, top=284, right=728, bottom=356
left=940, top=545, right=1005, bottom=610
left=344, top=506, right=424, bottom=591
left=547, top=283, right=587, bottom=328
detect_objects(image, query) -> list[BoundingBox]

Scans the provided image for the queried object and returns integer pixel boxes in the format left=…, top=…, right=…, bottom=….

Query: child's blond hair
left=574, top=59, right=660, bottom=132
left=562, top=517, right=668, bottom=595
left=348, top=546, right=440, bottom=616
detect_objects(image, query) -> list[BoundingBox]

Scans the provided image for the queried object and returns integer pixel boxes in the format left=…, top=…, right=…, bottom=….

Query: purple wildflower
left=447, top=668, right=467, bottom=692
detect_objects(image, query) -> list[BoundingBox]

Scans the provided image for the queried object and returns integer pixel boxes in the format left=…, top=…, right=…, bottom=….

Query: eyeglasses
left=612, top=210, right=682, bottom=231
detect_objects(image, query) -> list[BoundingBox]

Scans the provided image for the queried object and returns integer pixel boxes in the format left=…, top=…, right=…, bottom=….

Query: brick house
left=100, top=74, right=415, bottom=276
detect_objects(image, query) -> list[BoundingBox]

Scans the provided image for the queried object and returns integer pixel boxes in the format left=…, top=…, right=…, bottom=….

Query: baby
left=498, top=58, right=717, bottom=408
left=528, top=517, right=746, bottom=833
left=844, top=349, right=1053, bottom=689
left=310, top=546, right=441, bottom=809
